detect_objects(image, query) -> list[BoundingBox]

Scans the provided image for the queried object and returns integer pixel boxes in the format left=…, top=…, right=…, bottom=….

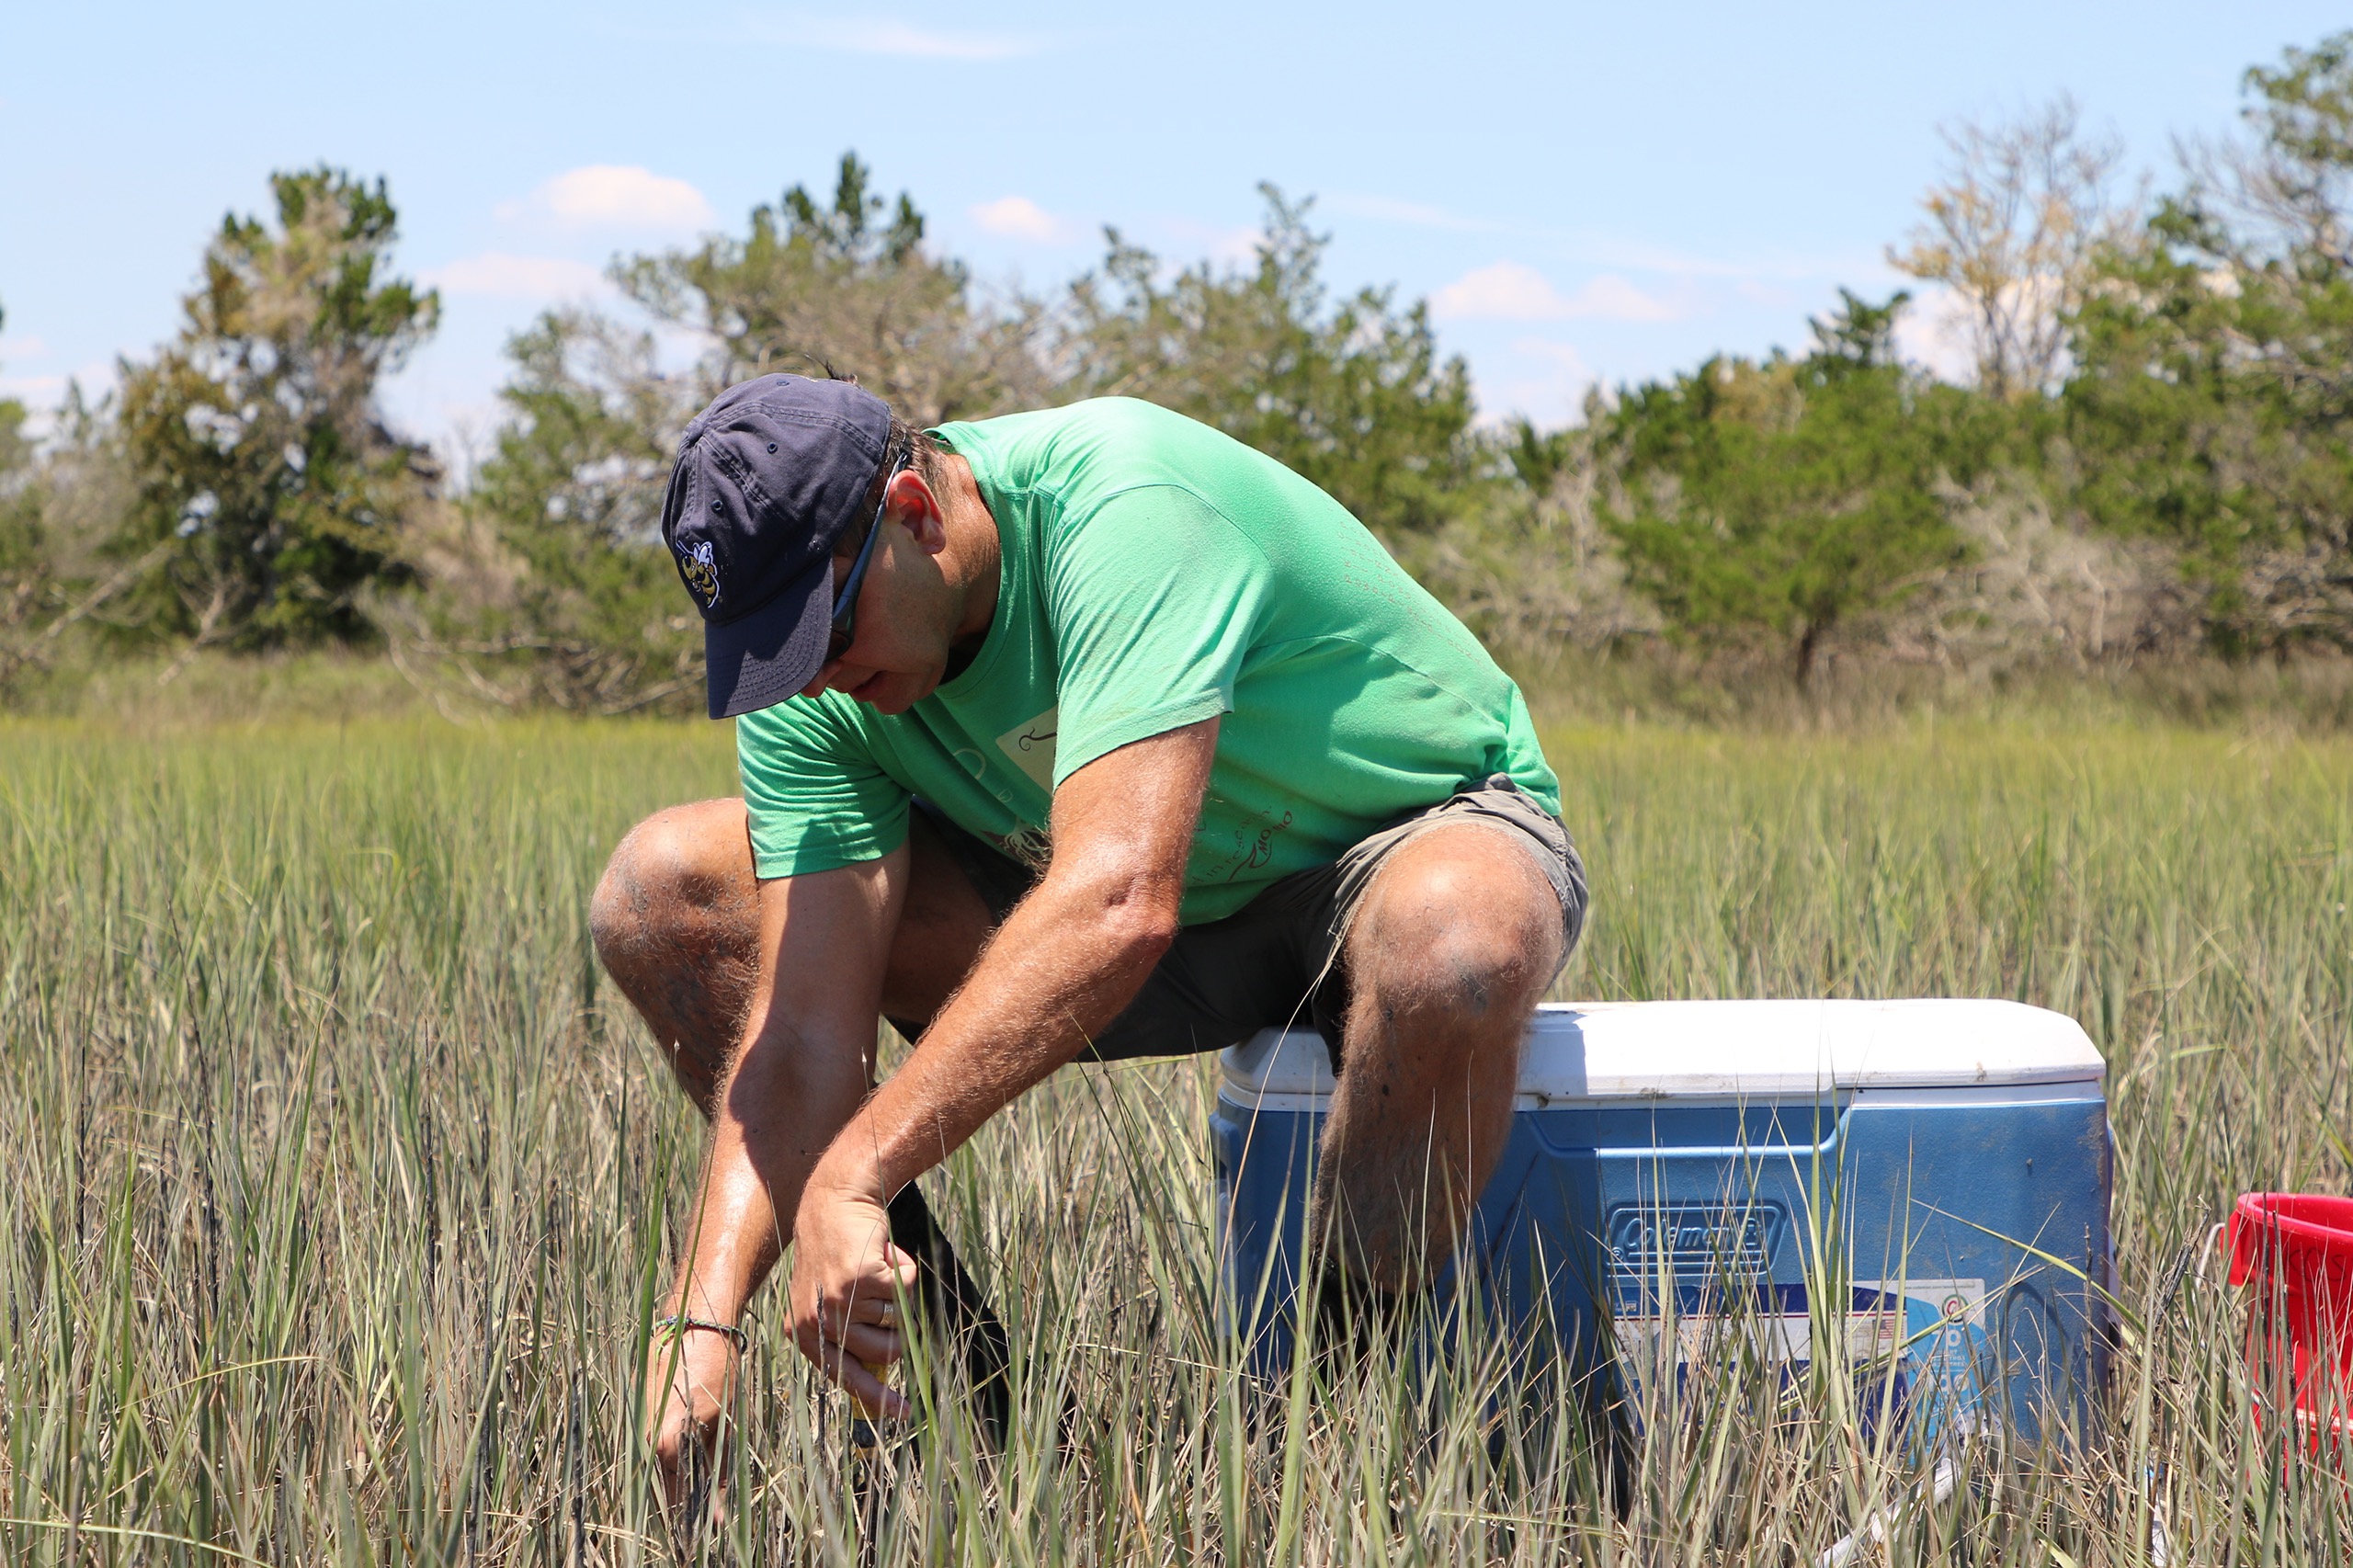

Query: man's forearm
left=672, top=1018, right=872, bottom=1320
left=806, top=864, right=1175, bottom=1205
left=669, top=1129, right=780, bottom=1324
left=665, top=854, right=904, bottom=1326
left=776, top=722, right=1211, bottom=1412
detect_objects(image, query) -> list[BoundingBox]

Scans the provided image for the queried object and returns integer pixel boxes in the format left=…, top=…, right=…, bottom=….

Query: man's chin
left=858, top=671, right=938, bottom=715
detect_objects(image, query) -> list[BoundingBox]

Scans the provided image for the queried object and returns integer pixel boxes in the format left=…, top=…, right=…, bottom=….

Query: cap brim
left=704, top=557, right=834, bottom=720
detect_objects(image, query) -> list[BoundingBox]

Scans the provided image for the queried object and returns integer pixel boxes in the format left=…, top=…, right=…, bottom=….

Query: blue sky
left=3, top=2, right=2346, bottom=459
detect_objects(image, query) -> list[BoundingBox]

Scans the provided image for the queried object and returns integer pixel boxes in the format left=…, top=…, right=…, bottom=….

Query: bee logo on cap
left=677, top=539, right=721, bottom=608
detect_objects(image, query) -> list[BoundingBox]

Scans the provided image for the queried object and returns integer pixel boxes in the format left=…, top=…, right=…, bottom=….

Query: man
left=590, top=374, right=1586, bottom=1490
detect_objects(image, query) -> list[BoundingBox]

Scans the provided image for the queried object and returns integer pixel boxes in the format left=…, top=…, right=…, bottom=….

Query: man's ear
left=886, top=468, right=949, bottom=557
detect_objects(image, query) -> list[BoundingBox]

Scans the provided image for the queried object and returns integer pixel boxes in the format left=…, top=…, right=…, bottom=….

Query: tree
left=1889, top=97, right=2131, bottom=401
left=113, top=167, right=438, bottom=649
left=421, top=161, right=1022, bottom=715
left=1385, top=406, right=1660, bottom=659
left=404, top=309, right=703, bottom=713
left=615, top=153, right=1049, bottom=426
left=2065, top=32, right=2353, bottom=653
left=0, top=299, right=47, bottom=665
left=0, top=303, right=27, bottom=481
left=407, top=159, right=1493, bottom=710
left=0, top=330, right=146, bottom=697
left=1603, top=291, right=1973, bottom=686
left=1061, top=187, right=1482, bottom=538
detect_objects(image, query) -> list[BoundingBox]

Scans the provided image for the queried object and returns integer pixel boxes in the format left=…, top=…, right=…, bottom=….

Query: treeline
left=4, top=31, right=2350, bottom=710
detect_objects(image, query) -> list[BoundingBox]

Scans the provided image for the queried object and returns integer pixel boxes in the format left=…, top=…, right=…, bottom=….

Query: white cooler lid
left=1220, top=998, right=2106, bottom=1105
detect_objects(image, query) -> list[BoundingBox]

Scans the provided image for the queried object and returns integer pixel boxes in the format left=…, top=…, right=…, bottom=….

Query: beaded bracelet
left=653, top=1313, right=749, bottom=1352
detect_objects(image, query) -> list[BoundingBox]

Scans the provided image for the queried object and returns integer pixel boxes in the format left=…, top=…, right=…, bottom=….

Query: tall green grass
left=0, top=714, right=2347, bottom=1563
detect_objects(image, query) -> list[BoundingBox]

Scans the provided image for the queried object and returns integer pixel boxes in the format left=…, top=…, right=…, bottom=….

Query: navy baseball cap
left=659, top=374, right=893, bottom=719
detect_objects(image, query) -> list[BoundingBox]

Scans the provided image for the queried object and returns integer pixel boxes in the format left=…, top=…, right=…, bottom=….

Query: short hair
left=838, top=415, right=946, bottom=555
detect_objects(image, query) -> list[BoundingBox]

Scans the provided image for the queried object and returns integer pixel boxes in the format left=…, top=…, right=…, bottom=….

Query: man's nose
left=801, top=655, right=864, bottom=699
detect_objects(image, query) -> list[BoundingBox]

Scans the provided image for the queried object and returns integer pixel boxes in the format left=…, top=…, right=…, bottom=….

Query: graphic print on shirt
left=994, top=706, right=1060, bottom=794
left=1199, top=805, right=1296, bottom=885
left=999, top=824, right=1053, bottom=873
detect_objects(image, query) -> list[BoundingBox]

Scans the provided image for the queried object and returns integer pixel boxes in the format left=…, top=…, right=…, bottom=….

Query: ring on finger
left=875, top=1301, right=895, bottom=1331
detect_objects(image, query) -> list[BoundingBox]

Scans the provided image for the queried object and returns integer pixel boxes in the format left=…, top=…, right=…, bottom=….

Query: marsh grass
left=0, top=714, right=2347, bottom=1563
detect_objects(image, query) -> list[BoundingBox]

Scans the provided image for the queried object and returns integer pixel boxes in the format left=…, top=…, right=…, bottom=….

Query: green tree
left=0, top=302, right=27, bottom=481
left=1062, top=187, right=1482, bottom=538
left=0, top=299, right=47, bottom=662
left=1603, top=291, right=1974, bottom=686
left=113, top=167, right=438, bottom=649
left=2065, top=31, right=2353, bottom=653
left=615, top=153, right=1048, bottom=426
left=417, top=309, right=702, bottom=712
left=413, top=154, right=1040, bottom=713
left=425, top=160, right=1495, bottom=710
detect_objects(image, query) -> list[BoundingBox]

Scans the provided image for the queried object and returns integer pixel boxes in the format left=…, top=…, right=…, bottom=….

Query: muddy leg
left=1312, top=821, right=1564, bottom=1295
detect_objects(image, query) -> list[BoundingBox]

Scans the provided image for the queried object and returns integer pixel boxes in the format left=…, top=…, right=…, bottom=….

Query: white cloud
left=1891, top=279, right=2069, bottom=385
left=423, top=253, right=609, bottom=301
left=1570, top=275, right=1681, bottom=323
left=1893, top=286, right=1972, bottom=383
left=1432, top=262, right=1681, bottom=324
left=1456, top=340, right=1608, bottom=429
left=0, top=373, right=66, bottom=402
left=1154, top=217, right=1260, bottom=266
left=1433, top=262, right=1561, bottom=320
left=1481, top=344, right=1599, bottom=427
left=0, top=333, right=49, bottom=360
left=500, top=165, right=714, bottom=232
left=969, top=196, right=1074, bottom=244
left=1512, top=337, right=1595, bottom=378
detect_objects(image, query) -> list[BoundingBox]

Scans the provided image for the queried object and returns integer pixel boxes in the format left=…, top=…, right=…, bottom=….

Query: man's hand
left=790, top=1177, right=919, bottom=1418
left=644, top=717, right=1214, bottom=1464
left=775, top=718, right=1217, bottom=1411
left=644, top=1324, right=740, bottom=1514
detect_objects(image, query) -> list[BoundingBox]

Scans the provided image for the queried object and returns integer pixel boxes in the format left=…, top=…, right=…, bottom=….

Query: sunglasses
left=826, top=456, right=905, bottom=665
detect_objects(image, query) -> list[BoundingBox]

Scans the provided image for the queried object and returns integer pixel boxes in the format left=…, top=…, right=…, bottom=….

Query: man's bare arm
left=662, top=846, right=906, bottom=1334
left=787, top=716, right=1219, bottom=1407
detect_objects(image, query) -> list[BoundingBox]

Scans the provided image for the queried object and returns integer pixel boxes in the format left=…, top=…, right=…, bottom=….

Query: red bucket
left=2227, top=1192, right=2353, bottom=1455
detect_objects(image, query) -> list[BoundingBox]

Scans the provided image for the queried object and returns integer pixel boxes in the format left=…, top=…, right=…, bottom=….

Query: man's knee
left=590, top=799, right=755, bottom=972
left=1351, top=828, right=1563, bottom=1019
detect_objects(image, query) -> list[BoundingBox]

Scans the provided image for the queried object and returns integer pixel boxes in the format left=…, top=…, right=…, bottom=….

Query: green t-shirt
left=736, top=398, right=1558, bottom=925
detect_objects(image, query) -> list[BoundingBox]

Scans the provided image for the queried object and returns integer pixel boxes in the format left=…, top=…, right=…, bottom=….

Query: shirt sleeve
left=735, top=696, right=911, bottom=880
left=1044, top=483, right=1271, bottom=785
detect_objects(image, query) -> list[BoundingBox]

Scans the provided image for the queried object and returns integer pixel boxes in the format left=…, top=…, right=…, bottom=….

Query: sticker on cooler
left=1608, top=1283, right=1974, bottom=1368
left=1881, top=1277, right=1994, bottom=1433
left=1609, top=1277, right=1992, bottom=1436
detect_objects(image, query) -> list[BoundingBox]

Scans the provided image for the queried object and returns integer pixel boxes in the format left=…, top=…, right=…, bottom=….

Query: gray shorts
left=915, top=775, right=1587, bottom=1068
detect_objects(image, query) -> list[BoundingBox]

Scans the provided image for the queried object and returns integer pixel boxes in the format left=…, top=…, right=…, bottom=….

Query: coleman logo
left=677, top=540, right=721, bottom=608
left=1607, top=1202, right=1784, bottom=1287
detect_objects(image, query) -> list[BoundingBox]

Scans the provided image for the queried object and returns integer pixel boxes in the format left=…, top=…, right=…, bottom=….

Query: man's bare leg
left=589, top=800, right=762, bottom=1114
left=1310, top=821, right=1566, bottom=1297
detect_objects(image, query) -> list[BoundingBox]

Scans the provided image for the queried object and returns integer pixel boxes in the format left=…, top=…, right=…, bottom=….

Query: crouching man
left=590, top=376, right=1586, bottom=1497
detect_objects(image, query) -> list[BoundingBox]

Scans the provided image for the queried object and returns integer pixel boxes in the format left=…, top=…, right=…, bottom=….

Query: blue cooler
left=1211, top=999, right=2112, bottom=1443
